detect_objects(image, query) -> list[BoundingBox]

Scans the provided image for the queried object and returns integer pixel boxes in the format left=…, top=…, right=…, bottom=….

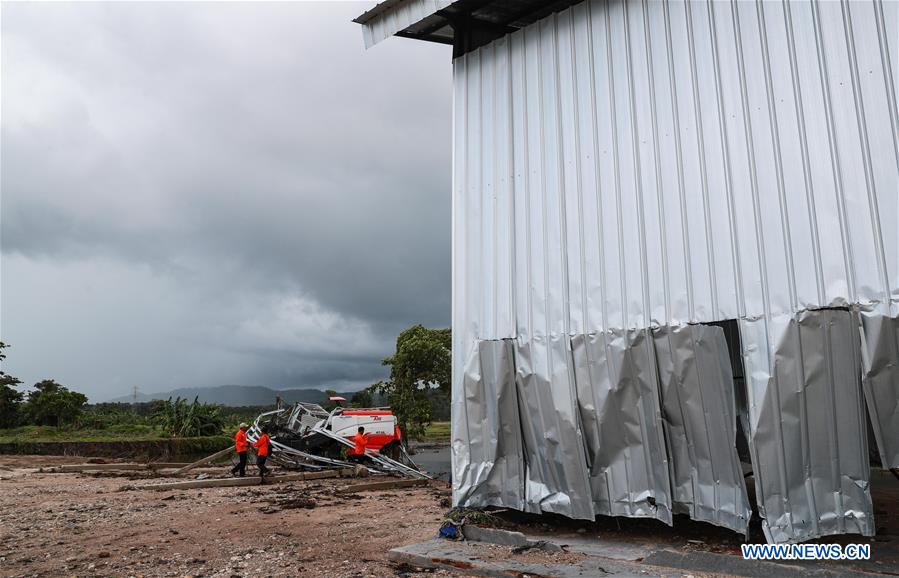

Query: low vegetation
left=422, top=421, right=450, bottom=443
left=0, top=328, right=455, bottom=446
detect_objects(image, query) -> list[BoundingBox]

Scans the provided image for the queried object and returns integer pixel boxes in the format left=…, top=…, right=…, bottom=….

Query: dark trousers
left=231, top=451, right=247, bottom=477
left=348, top=454, right=367, bottom=464
left=256, top=455, right=269, bottom=477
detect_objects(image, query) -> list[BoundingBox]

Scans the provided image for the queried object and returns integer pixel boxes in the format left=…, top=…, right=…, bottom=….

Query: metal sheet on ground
left=740, top=309, right=874, bottom=544
left=652, top=324, right=751, bottom=534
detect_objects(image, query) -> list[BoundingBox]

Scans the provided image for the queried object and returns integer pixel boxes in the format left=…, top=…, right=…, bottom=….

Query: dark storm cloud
left=1, top=2, right=452, bottom=400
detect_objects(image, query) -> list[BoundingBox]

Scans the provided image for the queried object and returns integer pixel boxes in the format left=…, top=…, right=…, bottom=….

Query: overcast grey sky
left=1, top=1, right=452, bottom=401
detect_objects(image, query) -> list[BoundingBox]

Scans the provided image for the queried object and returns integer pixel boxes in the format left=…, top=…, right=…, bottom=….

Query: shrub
left=153, top=396, right=225, bottom=437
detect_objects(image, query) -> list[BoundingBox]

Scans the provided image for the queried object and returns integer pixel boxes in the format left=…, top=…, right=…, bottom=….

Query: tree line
left=1, top=323, right=453, bottom=443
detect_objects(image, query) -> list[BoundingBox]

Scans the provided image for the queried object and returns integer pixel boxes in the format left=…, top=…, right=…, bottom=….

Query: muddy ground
left=2, top=456, right=898, bottom=577
left=0, top=455, right=459, bottom=578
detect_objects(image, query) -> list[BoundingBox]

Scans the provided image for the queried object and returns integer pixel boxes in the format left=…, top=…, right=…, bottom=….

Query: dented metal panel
left=740, top=310, right=874, bottom=544
left=514, top=336, right=595, bottom=519
left=652, top=324, right=751, bottom=535
left=859, top=304, right=899, bottom=469
left=453, top=339, right=527, bottom=510
left=572, top=330, right=672, bottom=525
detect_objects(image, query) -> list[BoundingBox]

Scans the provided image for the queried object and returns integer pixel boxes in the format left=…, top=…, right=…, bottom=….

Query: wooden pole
left=336, top=478, right=429, bottom=494
left=171, top=446, right=235, bottom=475
left=130, top=467, right=356, bottom=491
left=51, top=463, right=194, bottom=472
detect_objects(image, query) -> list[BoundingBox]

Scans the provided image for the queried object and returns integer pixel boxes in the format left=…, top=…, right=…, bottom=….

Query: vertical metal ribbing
left=810, top=0, right=857, bottom=303
left=641, top=0, right=671, bottom=325
left=604, top=3, right=627, bottom=330
left=731, top=0, right=796, bottom=539
left=873, top=0, right=899, bottom=169
left=663, top=1, right=696, bottom=322
left=586, top=0, right=610, bottom=333
left=507, top=37, right=517, bottom=339
left=552, top=15, right=571, bottom=338
left=824, top=316, right=846, bottom=533
left=793, top=312, right=820, bottom=537
left=490, top=43, right=499, bottom=339
left=623, top=0, right=653, bottom=330
left=841, top=0, right=891, bottom=306
left=567, top=7, right=589, bottom=337
left=756, top=0, right=799, bottom=313
left=707, top=0, right=746, bottom=319
left=684, top=0, right=718, bottom=320
left=782, top=0, right=827, bottom=306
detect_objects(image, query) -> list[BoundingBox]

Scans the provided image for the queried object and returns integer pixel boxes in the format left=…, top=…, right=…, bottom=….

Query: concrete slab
left=392, top=532, right=892, bottom=577
left=388, top=539, right=677, bottom=577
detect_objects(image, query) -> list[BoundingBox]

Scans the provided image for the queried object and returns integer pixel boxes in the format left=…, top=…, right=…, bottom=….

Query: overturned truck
left=355, top=0, right=899, bottom=544
left=246, top=403, right=428, bottom=479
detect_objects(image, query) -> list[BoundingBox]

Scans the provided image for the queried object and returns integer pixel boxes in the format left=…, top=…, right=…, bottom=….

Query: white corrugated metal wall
left=450, top=0, right=898, bottom=543
left=452, top=0, right=896, bottom=348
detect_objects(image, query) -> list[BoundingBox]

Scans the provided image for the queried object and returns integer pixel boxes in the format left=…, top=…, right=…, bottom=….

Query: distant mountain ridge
left=108, top=385, right=357, bottom=406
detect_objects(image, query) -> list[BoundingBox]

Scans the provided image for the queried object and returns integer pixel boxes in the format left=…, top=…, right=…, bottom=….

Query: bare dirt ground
left=0, top=456, right=457, bottom=578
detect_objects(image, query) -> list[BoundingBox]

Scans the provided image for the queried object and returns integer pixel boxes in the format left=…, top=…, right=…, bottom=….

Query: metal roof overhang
left=354, top=0, right=587, bottom=57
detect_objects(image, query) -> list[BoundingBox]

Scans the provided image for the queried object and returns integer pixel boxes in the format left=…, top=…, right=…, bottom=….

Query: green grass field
left=423, top=421, right=450, bottom=442
left=0, top=424, right=168, bottom=443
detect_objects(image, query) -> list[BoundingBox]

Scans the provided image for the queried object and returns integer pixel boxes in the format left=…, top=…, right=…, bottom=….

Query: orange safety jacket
left=253, top=433, right=271, bottom=457
left=235, top=429, right=248, bottom=453
left=351, top=433, right=367, bottom=456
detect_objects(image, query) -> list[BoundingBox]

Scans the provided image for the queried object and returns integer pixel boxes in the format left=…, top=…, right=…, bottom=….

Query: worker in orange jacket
left=231, top=422, right=249, bottom=477
left=253, top=426, right=272, bottom=478
left=348, top=426, right=370, bottom=464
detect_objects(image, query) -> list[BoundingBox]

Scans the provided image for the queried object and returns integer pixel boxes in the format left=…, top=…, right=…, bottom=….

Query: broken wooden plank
left=130, top=467, right=357, bottom=491
left=55, top=463, right=148, bottom=472
left=171, top=446, right=234, bottom=475
left=336, top=478, right=429, bottom=494
left=53, top=462, right=193, bottom=472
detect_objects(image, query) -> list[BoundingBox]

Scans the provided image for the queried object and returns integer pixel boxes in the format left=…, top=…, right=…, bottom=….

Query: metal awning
left=354, top=0, right=586, bottom=56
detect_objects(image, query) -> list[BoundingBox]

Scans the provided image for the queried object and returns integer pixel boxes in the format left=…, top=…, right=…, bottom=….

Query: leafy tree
left=350, top=388, right=374, bottom=408
left=0, top=342, right=24, bottom=428
left=375, top=325, right=451, bottom=441
left=25, top=380, right=88, bottom=427
left=153, top=396, right=225, bottom=437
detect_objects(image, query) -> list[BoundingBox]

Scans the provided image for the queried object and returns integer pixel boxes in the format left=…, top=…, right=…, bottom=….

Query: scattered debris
left=246, top=402, right=431, bottom=480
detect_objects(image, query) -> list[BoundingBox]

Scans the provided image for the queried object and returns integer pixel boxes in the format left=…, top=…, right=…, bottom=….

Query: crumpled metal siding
left=740, top=309, right=874, bottom=544
left=447, top=0, right=898, bottom=544
left=453, top=339, right=527, bottom=510
left=571, top=330, right=672, bottom=525
left=514, top=335, right=595, bottom=519
left=859, top=304, right=899, bottom=469
left=652, top=324, right=751, bottom=535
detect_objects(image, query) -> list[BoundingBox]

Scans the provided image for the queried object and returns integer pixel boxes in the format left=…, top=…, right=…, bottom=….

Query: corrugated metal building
left=355, top=0, right=898, bottom=544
